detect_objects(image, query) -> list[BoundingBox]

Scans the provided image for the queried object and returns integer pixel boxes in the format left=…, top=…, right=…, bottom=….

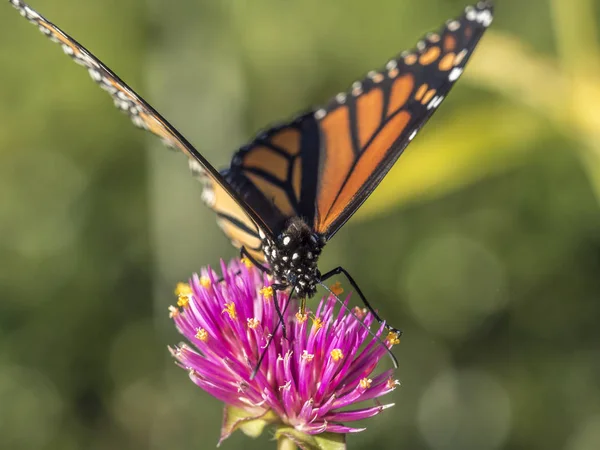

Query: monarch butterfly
left=10, top=0, right=493, bottom=359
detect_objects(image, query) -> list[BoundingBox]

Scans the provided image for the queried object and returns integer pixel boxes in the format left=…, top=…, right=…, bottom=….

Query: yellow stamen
left=302, top=350, right=315, bottom=362
left=168, top=305, right=180, bottom=318
left=386, top=378, right=401, bottom=390
left=177, top=295, right=190, bottom=308
left=195, top=328, right=208, bottom=342
left=199, top=276, right=211, bottom=288
left=386, top=332, right=401, bottom=346
left=330, top=349, right=344, bottom=362
left=247, top=318, right=260, bottom=329
left=174, top=282, right=192, bottom=297
left=259, top=286, right=274, bottom=300
left=360, top=378, right=372, bottom=389
left=222, top=302, right=237, bottom=320
left=312, top=316, right=323, bottom=331
left=329, top=281, right=344, bottom=296
left=295, top=312, right=308, bottom=323
left=241, top=257, right=253, bottom=268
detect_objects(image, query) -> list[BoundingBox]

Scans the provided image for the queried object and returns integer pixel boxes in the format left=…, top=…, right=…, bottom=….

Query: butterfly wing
left=224, top=2, right=493, bottom=241
left=9, top=0, right=277, bottom=251
left=312, top=1, right=494, bottom=238
left=187, top=160, right=266, bottom=262
left=222, top=116, right=322, bottom=236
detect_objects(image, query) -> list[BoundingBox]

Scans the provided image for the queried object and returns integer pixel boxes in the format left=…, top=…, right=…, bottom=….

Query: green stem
left=277, top=436, right=298, bottom=450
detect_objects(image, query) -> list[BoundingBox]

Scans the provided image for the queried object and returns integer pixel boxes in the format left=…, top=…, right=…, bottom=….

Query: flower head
left=169, top=258, right=399, bottom=446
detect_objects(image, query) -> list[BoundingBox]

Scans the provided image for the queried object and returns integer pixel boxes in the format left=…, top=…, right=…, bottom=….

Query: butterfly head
left=262, top=218, right=325, bottom=298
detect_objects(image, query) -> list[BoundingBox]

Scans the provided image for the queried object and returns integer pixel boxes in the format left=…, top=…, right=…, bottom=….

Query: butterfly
left=10, top=0, right=493, bottom=349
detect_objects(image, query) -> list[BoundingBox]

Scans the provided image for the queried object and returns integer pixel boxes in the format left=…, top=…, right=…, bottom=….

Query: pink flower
left=169, top=258, right=399, bottom=447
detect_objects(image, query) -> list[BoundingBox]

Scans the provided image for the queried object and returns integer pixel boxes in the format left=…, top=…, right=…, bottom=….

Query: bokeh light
left=417, top=369, right=511, bottom=450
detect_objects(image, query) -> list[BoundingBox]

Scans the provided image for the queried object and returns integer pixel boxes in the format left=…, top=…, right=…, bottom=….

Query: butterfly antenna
left=318, top=281, right=399, bottom=369
left=250, top=287, right=295, bottom=380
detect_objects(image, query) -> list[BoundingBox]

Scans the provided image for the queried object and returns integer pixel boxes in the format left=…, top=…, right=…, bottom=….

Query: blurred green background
left=2, top=0, right=600, bottom=448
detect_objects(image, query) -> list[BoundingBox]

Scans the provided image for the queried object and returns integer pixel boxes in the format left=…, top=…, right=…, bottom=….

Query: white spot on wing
left=24, top=5, right=40, bottom=19
left=62, top=44, right=74, bottom=56
left=477, top=9, right=493, bottom=27
left=447, top=20, right=460, bottom=31
left=448, top=67, right=463, bottom=82
left=88, top=69, right=102, bottom=82
left=427, top=96, right=439, bottom=110
left=201, top=188, right=215, bottom=207
left=386, top=59, right=398, bottom=70
left=465, top=6, right=476, bottom=21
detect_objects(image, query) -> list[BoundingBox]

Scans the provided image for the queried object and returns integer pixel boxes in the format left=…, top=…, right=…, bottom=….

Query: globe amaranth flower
left=169, top=258, right=400, bottom=449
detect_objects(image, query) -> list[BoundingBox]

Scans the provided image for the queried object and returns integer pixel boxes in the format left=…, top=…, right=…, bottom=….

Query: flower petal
left=324, top=403, right=394, bottom=423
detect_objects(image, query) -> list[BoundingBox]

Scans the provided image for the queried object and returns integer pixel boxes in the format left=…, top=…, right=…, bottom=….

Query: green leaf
left=274, top=426, right=346, bottom=450
left=220, top=406, right=279, bottom=444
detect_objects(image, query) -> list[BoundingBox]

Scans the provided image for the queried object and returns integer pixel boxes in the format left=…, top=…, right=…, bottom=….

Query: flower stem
left=277, top=436, right=298, bottom=450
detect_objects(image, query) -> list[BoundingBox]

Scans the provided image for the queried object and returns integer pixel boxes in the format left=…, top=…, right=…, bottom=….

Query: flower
left=169, top=258, right=400, bottom=448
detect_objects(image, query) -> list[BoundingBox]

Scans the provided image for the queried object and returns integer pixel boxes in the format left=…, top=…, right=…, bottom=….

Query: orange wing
left=312, top=1, right=493, bottom=238
left=223, top=118, right=321, bottom=236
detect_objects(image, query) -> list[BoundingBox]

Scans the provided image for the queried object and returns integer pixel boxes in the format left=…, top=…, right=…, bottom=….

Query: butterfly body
left=260, top=217, right=325, bottom=298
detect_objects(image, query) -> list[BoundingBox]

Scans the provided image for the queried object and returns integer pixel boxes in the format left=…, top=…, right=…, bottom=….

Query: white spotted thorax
left=261, top=217, right=325, bottom=298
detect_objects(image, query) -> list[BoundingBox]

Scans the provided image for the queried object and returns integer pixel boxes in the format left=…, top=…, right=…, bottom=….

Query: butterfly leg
left=240, top=247, right=271, bottom=274
left=271, top=283, right=289, bottom=339
left=320, top=266, right=402, bottom=336
left=251, top=285, right=295, bottom=380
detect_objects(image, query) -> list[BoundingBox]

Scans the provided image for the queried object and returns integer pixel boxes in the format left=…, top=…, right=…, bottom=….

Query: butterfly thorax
left=262, top=217, right=325, bottom=298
